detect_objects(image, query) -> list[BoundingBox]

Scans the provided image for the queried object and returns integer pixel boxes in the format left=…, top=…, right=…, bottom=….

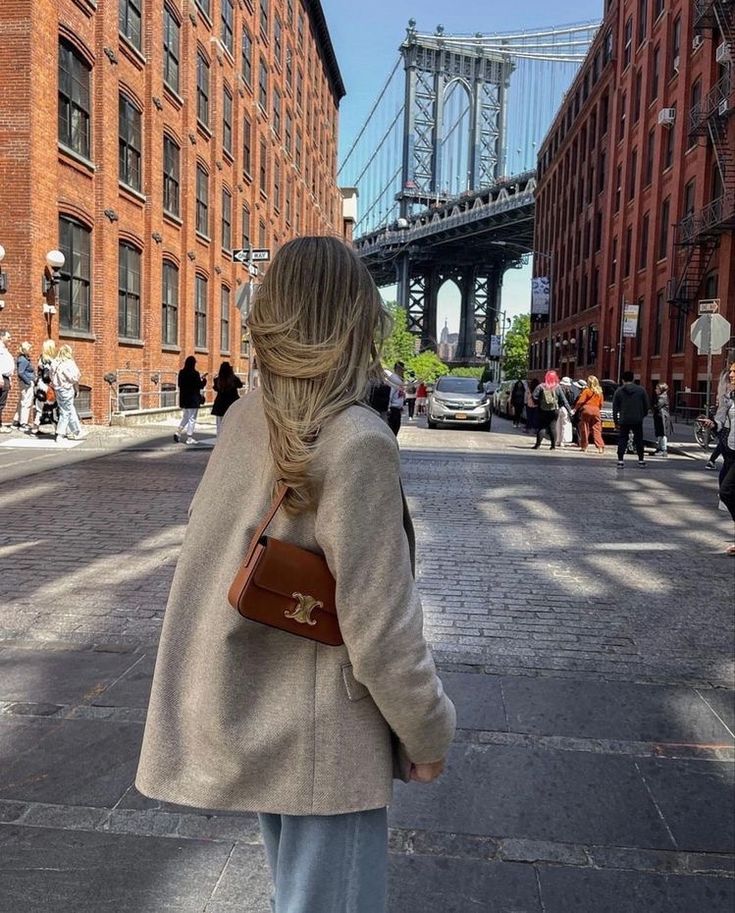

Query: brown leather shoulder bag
left=227, top=486, right=343, bottom=646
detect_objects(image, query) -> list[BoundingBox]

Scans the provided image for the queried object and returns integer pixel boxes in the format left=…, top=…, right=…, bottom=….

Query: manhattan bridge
left=339, top=19, right=600, bottom=361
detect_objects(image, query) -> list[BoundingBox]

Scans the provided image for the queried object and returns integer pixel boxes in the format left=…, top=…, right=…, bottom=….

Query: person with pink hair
left=531, top=370, right=570, bottom=450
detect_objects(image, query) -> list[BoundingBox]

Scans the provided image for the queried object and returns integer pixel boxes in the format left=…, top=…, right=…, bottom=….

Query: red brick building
left=0, top=0, right=345, bottom=421
left=530, top=0, right=734, bottom=413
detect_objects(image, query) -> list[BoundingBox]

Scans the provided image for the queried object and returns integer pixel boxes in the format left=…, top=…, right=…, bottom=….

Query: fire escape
left=668, top=0, right=735, bottom=310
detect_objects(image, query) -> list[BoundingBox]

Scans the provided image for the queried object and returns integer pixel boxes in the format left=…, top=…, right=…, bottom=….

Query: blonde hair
left=248, top=236, right=390, bottom=514
left=57, top=344, right=74, bottom=361
left=586, top=375, right=603, bottom=396
left=42, top=339, right=57, bottom=361
left=19, top=341, right=32, bottom=355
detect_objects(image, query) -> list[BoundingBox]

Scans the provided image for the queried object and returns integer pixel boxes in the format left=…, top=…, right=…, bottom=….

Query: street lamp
left=42, top=249, right=65, bottom=315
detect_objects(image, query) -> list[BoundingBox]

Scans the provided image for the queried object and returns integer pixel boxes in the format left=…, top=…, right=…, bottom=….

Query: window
left=623, top=225, right=632, bottom=276
left=259, top=138, right=267, bottom=194
left=259, top=59, right=268, bottom=111
left=644, top=127, right=655, bottom=186
left=651, top=44, right=660, bottom=100
left=196, top=165, right=209, bottom=236
left=594, top=210, right=602, bottom=250
left=637, top=0, right=647, bottom=46
left=628, top=148, right=637, bottom=201
left=598, top=149, right=606, bottom=193
left=610, top=236, right=618, bottom=283
left=618, top=91, right=626, bottom=141
left=118, top=243, right=141, bottom=339
left=195, top=275, right=208, bottom=349
left=654, top=0, right=664, bottom=19
left=286, top=45, right=293, bottom=89
left=600, top=92, right=609, bottom=135
left=241, top=205, right=250, bottom=247
left=163, top=135, right=180, bottom=216
left=285, top=110, right=293, bottom=155
left=242, top=30, right=253, bottom=87
left=652, top=290, right=664, bottom=355
left=196, top=0, right=210, bottom=17
left=220, top=286, right=231, bottom=352
left=689, top=80, right=702, bottom=149
left=286, top=177, right=292, bottom=224
left=258, top=219, right=266, bottom=249
left=59, top=216, right=91, bottom=332
left=634, top=298, right=644, bottom=356
left=221, top=0, right=234, bottom=55
left=615, top=164, right=622, bottom=211
left=58, top=40, right=91, bottom=158
left=119, top=95, right=142, bottom=191
left=287, top=0, right=294, bottom=25
left=639, top=212, right=649, bottom=268
left=273, top=159, right=280, bottom=211
left=243, top=115, right=252, bottom=176
left=119, top=0, right=142, bottom=50
left=297, top=10, right=304, bottom=48
left=633, top=69, right=642, bottom=122
left=674, top=309, right=687, bottom=353
left=222, top=188, right=232, bottom=250
left=664, top=107, right=676, bottom=168
left=623, top=16, right=633, bottom=68
left=274, top=16, right=282, bottom=66
left=197, top=52, right=209, bottom=126
left=162, top=261, right=178, bottom=346
left=295, top=129, right=302, bottom=170
left=658, top=196, right=670, bottom=259
left=223, top=86, right=233, bottom=155
left=163, top=6, right=180, bottom=93
left=671, top=15, right=681, bottom=75
left=273, top=88, right=281, bottom=136
left=296, top=68, right=303, bottom=109
left=683, top=178, right=696, bottom=217
left=260, top=0, right=269, bottom=39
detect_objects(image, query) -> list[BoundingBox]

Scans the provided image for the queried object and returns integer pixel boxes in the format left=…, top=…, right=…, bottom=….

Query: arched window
left=118, top=242, right=142, bottom=339
left=162, top=261, right=179, bottom=346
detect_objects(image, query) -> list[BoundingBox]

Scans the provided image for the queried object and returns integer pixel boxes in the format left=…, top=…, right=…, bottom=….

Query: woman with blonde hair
left=30, top=339, right=57, bottom=435
left=136, top=236, right=456, bottom=912
left=12, top=341, right=35, bottom=430
left=51, top=344, right=84, bottom=441
left=573, top=375, right=605, bottom=453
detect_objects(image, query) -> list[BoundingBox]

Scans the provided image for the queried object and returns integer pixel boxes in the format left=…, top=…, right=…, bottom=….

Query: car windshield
left=435, top=377, right=482, bottom=394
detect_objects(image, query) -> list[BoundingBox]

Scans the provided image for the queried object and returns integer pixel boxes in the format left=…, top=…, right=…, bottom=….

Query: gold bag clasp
left=285, top=593, right=322, bottom=626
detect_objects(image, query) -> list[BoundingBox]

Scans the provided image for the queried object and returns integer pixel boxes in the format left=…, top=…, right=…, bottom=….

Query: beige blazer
left=135, top=392, right=456, bottom=815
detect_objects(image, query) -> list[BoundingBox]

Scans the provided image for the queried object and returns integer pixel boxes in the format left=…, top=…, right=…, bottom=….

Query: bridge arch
left=439, top=79, right=473, bottom=197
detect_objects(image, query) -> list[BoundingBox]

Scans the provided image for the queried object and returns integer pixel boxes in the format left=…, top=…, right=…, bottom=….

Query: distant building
left=438, top=319, right=458, bottom=361
left=0, top=0, right=345, bottom=421
left=530, top=0, right=734, bottom=409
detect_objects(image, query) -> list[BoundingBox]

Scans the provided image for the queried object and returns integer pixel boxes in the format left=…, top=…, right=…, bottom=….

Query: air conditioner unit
left=672, top=55, right=680, bottom=72
left=692, top=35, right=704, bottom=51
left=658, top=107, right=676, bottom=126
left=716, top=41, right=731, bottom=63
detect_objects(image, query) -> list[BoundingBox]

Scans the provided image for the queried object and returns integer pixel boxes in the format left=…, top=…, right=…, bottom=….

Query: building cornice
left=306, top=0, right=346, bottom=102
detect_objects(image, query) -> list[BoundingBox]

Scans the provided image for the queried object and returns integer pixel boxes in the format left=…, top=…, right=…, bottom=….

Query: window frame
left=118, top=241, right=142, bottom=340
left=223, top=85, right=233, bottom=155
left=221, top=0, right=234, bottom=55
left=195, top=274, right=208, bottom=350
left=197, top=51, right=210, bottom=127
left=59, top=215, right=92, bottom=332
left=162, top=260, right=179, bottom=346
left=221, top=187, right=232, bottom=251
left=196, top=165, right=210, bottom=237
left=58, top=39, right=91, bottom=159
left=163, top=5, right=180, bottom=94
left=220, top=285, right=231, bottom=353
left=163, top=134, right=180, bottom=217
left=119, top=93, right=142, bottom=191
left=119, top=0, right=142, bottom=50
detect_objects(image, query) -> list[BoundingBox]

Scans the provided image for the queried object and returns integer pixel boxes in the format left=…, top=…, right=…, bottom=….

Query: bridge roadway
left=0, top=415, right=733, bottom=912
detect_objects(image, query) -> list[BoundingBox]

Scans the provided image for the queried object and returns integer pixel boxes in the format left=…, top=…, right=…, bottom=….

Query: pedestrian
left=510, top=380, right=525, bottom=428
left=556, top=376, right=576, bottom=446
left=532, top=370, right=567, bottom=450
left=573, top=375, right=605, bottom=453
left=135, top=236, right=456, bottom=913
left=612, top=370, right=650, bottom=468
left=0, top=329, right=14, bottom=433
left=405, top=377, right=417, bottom=420
left=705, top=361, right=735, bottom=554
left=211, top=361, right=243, bottom=435
left=51, top=345, right=85, bottom=442
left=175, top=355, right=207, bottom=445
left=706, top=369, right=731, bottom=470
left=416, top=380, right=428, bottom=416
left=30, top=339, right=57, bottom=435
left=388, top=361, right=406, bottom=436
left=11, top=342, right=35, bottom=431
left=524, top=378, right=539, bottom=434
left=651, top=382, right=674, bottom=458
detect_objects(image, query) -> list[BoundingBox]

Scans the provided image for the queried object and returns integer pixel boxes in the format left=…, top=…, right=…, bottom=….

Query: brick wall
left=0, top=0, right=345, bottom=421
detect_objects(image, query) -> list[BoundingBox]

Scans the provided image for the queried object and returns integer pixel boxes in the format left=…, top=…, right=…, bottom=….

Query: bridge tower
left=396, top=21, right=515, bottom=360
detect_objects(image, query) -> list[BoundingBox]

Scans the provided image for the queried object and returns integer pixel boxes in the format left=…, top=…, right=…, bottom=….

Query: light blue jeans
left=258, top=807, right=388, bottom=913
left=55, top=387, right=81, bottom=437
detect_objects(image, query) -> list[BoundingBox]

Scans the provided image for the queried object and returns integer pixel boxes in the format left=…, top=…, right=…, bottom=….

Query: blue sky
left=321, top=0, right=604, bottom=330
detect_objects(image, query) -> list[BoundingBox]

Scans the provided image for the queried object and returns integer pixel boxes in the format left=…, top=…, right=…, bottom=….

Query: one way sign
left=232, top=248, right=270, bottom=264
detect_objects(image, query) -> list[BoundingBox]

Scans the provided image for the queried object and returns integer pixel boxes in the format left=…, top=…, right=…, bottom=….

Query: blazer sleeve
left=314, top=427, right=456, bottom=764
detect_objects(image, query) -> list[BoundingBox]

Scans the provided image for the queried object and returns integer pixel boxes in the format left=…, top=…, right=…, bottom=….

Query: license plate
left=602, top=420, right=615, bottom=429
left=454, top=412, right=468, bottom=420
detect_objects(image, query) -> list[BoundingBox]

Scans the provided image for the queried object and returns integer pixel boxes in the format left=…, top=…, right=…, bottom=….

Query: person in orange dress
left=573, top=375, right=605, bottom=453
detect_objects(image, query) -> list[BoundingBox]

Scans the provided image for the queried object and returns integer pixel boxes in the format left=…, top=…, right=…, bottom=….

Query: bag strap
left=243, top=485, right=289, bottom=566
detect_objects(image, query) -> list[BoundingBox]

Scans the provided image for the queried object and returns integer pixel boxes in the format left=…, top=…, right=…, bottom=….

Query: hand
left=702, top=418, right=715, bottom=428
left=409, top=759, right=445, bottom=783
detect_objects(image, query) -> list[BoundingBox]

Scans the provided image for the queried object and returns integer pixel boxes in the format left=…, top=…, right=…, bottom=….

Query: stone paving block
left=0, top=717, right=141, bottom=808
left=0, top=825, right=233, bottom=913
left=440, top=671, right=507, bottom=731
left=636, top=757, right=735, bottom=853
left=536, top=863, right=735, bottom=913
left=0, top=646, right=142, bottom=705
left=698, top=688, right=735, bottom=734
left=388, top=854, right=541, bottom=913
left=389, top=742, right=675, bottom=849
left=500, top=676, right=733, bottom=743
left=91, top=653, right=155, bottom=708
left=203, top=843, right=274, bottom=913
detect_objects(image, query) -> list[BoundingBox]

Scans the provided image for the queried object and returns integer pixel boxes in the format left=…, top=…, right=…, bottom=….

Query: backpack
left=539, top=386, right=557, bottom=411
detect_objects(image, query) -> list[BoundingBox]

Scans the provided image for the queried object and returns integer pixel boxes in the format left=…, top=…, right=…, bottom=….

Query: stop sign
left=690, top=313, right=731, bottom=354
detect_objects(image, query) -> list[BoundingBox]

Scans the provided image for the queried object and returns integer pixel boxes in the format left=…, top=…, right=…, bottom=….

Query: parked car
left=427, top=376, right=492, bottom=430
left=493, top=380, right=523, bottom=418
left=599, top=379, right=620, bottom=439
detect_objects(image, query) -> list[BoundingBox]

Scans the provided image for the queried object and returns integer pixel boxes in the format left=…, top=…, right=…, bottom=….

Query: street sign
left=250, top=249, right=270, bottom=261
left=698, top=298, right=720, bottom=314
left=622, top=302, right=640, bottom=337
left=247, top=264, right=259, bottom=277
left=690, top=313, right=732, bottom=355
left=232, top=249, right=250, bottom=264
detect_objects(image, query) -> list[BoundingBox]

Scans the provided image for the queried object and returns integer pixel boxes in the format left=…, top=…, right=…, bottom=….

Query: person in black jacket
left=175, top=355, right=207, bottom=444
left=12, top=342, right=35, bottom=430
left=211, top=361, right=243, bottom=435
left=612, top=371, right=650, bottom=467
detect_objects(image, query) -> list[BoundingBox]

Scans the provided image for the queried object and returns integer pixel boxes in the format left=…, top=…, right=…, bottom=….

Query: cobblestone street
left=0, top=416, right=733, bottom=912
